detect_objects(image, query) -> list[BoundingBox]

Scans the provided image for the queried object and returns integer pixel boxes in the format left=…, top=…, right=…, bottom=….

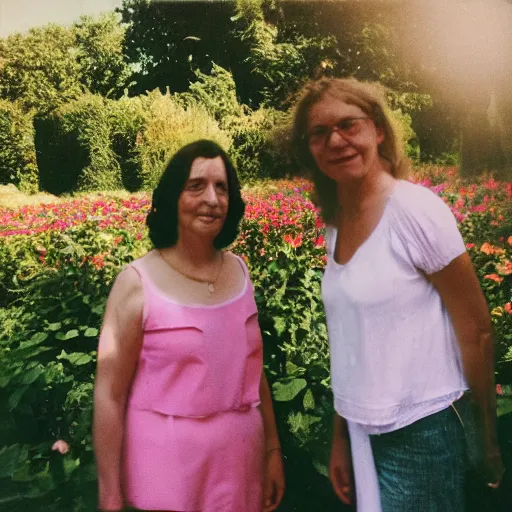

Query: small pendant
left=208, top=283, right=215, bottom=294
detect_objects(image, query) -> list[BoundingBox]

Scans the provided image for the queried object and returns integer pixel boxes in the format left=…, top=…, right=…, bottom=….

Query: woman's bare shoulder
left=107, top=264, right=144, bottom=318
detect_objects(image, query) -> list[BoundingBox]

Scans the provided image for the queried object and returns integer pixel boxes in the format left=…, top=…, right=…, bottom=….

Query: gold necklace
left=157, top=250, right=224, bottom=294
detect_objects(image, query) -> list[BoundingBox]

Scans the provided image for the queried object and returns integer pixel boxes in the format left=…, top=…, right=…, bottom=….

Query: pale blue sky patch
left=0, top=0, right=122, bottom=38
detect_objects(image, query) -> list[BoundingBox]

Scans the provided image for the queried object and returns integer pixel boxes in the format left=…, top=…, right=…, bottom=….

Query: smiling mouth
left=198, top=214, right=220, bottom=222
left=328, top=154, right=358, bottom=164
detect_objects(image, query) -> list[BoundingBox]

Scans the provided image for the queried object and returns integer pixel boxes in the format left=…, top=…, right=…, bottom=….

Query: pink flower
left=465, top=243, right=475, bottom=250
left=496, top=384, right=503, bottom=396
left=52, top=440, right=70, bottom=454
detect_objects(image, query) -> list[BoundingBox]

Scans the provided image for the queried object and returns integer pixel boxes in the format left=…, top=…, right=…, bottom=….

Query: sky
left=0, top=0, right=123, bottom=38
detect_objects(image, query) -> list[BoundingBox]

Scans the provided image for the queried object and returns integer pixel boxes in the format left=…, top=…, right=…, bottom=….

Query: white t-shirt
left=322, top=179, right=468, bottom=429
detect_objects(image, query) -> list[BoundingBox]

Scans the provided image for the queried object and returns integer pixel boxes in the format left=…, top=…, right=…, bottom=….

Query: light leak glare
left=405, top=0, right=512, bottom=93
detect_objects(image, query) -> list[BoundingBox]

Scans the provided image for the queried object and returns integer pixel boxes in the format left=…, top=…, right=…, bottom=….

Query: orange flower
left=91, top=254, right=105, bottom=269
left=484, top=274, right=503, bottom=283
left=505, top=303, right=512, bottom=314
left=496, top=261, right=512, bottom=275
left=480, top=243, right=504, bottom=255
left=508, top=236, right=512, bottom=246
left=283, top=234, right=303, bottom=248
left=480, top=242, right=493, bottom=254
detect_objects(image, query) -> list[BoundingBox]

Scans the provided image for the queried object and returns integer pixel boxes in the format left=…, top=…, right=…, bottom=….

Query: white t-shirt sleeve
left=396, top=184, right=466, bottom=274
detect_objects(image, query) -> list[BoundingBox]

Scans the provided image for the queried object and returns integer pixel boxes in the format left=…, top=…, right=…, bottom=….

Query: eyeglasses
left=306, top=117, right=370, bottom=146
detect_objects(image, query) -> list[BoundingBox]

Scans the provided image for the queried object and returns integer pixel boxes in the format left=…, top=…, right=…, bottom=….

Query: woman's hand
left=329, top=433, right=353, bottom=505
left=263, top=449, right=285, bottom=512
left=483, top=441, right=505, bottom=489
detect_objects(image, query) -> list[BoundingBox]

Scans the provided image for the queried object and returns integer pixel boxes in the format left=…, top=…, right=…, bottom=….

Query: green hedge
left=35, top=94, right=122, bottom=194
left=0, top=100, right=38, bottom=194
left=111, top=90, right=232, bottom=191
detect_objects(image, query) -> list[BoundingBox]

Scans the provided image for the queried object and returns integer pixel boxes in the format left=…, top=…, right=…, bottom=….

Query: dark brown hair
left=146, top=140, right=245, bottom=249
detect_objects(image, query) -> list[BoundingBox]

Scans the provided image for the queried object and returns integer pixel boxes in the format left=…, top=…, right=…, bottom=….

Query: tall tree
left=0, top=14, right=132, bottom=115
left=0, top=25, right=82, bottom=114
left=73, top=12, right=133, bottom=98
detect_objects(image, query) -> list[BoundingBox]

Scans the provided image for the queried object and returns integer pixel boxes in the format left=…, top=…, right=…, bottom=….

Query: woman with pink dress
left=93, top=140, right=285, bottom=512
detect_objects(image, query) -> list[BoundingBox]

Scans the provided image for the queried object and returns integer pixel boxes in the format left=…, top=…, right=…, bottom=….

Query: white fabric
left=322, top=180, right=469, bottom=511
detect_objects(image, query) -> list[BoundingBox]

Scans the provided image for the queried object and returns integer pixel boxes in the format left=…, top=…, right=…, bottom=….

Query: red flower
left=91, top=254, right=105, bottom=269
left=314, top=235, right=326, bottom=248
left=283, top=234, right=303, bottom=248
left=484, top=274, right=503, bottom=283
left=496, top=384, right=504, bottom=396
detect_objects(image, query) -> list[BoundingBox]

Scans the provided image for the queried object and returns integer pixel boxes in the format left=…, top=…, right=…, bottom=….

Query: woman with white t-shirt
left=289, top=77, right=504, bottom=511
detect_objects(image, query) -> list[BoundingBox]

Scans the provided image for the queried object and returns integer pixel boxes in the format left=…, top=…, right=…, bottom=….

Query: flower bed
left=0, top=172, right=511, bottom=511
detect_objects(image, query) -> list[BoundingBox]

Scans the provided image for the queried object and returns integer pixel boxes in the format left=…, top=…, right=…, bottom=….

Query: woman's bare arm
left=93, top=267, right=144, bottom=510
left=428, top=252, right=504, bottom=485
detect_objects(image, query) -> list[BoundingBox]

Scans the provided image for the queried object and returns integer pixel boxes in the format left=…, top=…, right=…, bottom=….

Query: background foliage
left=1, top=173, right=511, bottom=511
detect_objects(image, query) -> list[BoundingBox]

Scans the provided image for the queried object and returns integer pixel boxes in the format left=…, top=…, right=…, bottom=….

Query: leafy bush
left=0, top=100, right=38, bottom=193
left=35, top=94, right=122, bottom=194
left=0, top=207, right=149, bottom=509
left=233, top=0, right=341, bottom=109
left=179, top=63, right=244, bottom=128
left=73, top=12, right=132, bottom=99
left=111, top=89, right=232, bottom=191
left=228, top=107, right=293, bottom=182
left=0, top=14, right=132, bottom=116
left=0, top=173, right=511, bottom=510
left=0, top=25, right=82, bottom=115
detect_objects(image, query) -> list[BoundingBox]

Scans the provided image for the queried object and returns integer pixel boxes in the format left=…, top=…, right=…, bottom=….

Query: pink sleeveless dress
left=121, top=255, right=265, bottom=511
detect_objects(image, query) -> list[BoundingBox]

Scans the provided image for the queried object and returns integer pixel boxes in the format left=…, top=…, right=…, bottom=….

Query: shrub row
left=1, top=62, right=423, bottom=195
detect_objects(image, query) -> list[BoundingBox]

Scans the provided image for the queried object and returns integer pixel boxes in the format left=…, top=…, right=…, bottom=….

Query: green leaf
left=287, top=411, right=322, bottom=434
left=56, top=329, right=79, bottom=341
left=47, top=322, right=61, bottom=331
left=57, top=351, right=93, bottom=366
left=272, top=378, right=307, bottom=402
left=91, top=304, right=105, bottom=315
left=497, top=397, right=512, bottom=417
left=303, top=388, right=315, bottom=411
left=312, top=458, right=329, bottom=478
left=8, top=385, right=29, bottom=411
left=267, top=261, right=279, bottom=273
left=273, top=317, right=286, bottom=337
left=21, top=365, right=43, bottom=385
left=0, top=444, right=29, bottom=478
left=84, top=327, right=99, bottom=338
left=30, top=332, right=48, bottom=344
left=285, top=360, right=305, bottom=377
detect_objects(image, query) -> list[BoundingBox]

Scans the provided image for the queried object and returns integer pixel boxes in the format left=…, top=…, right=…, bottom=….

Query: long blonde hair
left=290, top=77, right=410, bottom=223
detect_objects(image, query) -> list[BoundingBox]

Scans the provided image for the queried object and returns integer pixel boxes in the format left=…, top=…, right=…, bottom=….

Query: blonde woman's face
left=306, top=95, right=384, bottom=184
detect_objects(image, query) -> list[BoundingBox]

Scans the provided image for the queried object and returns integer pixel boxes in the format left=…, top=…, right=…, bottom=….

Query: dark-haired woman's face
left=177, top=156, right=229, bottom=241
left=307, top=95, right=384, bottom=184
